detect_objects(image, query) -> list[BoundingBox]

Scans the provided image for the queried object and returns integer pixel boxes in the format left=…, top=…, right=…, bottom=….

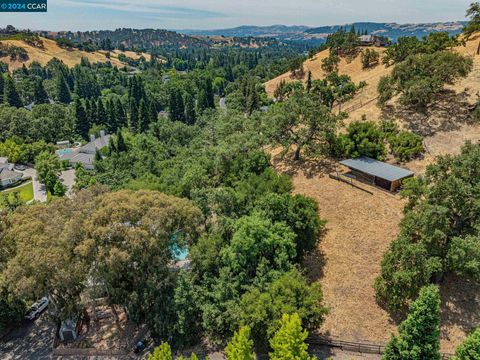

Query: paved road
left=21, top=168, right=47, bottom=203
left=0, top=315, right=55, bottom=360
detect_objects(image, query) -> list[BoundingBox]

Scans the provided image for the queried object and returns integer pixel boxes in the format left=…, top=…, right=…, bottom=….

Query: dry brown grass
left=264, top=35, right=480, bottom=355
left=272, top=149, right=480, bottom=353
left=0, top=37, right=150, bottom=70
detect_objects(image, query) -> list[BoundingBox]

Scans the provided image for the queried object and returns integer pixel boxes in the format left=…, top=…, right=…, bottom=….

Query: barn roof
left=339, top=157, right=414, bottom=182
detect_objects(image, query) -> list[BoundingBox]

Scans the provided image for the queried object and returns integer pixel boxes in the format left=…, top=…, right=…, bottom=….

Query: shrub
left=336, top=120, right=386, bottom=160
left=388, top=131, right=424, bottom=162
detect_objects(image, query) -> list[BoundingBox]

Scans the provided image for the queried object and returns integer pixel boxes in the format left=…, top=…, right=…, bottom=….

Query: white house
left=0, top=158, right=23, bottom=187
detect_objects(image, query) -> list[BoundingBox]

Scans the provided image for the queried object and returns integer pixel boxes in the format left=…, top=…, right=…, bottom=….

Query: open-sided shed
left=339, top=157, right=414, bottom=192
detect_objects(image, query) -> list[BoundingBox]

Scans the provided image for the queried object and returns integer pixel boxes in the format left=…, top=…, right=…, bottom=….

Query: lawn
left=2, top=181, right=34, bottom=203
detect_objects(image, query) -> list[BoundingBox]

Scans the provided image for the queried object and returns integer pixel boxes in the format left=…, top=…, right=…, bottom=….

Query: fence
left=338, top=96, right=379, bottom=114
left=306, top=336, right=454, bottom=359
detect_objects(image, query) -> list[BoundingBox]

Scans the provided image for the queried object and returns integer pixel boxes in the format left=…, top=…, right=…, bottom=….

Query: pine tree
left=33, top=78, right=49, bottom=104
left=247, top=82, right=260, bottom=115
left=116, top=129, right=127, bottom=152
left=169, top=88, right=185, bottom=122
left=75, top=98, right=89, bottom=139
left=452, top=327, right=480, bottom=360
left=205, top=78, right=215, bottom=108
left=4, top=75, right=22, bottom=108
left=106, top=98, right=116, bottom=132
left=88, top=98, right=97, bottom=125
left=0, top=75, right=4, bottom=103
left=383, top=285, right=441, bottom=360
left=97, top=98, right=107, bottom=128
left=138, top=98, right=150, bottom=132
left=270, top=313, right=314, bottom=360
left=196, top=88, right=208, bottom=114
left=115, top=99, right=127, bottom=128
left=129, top=98, right=138, bottom=132
left=107, top=136, right=117, bottom=155
left=184, top=93, right=196, bottom=125
left=148, top=342, right=172, bottom=360
left=148, top=101, right=158, bottom=124
left=225, top=327, right=255, bottom=360
left=56, top=74, right=71, bottom=104
left=306, top=71, right=313, bottom=93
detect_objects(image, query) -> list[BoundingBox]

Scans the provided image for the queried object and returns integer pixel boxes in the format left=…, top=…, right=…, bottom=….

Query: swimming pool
left=171, top=244, right=189, bottom=261
left=57, top=148, right=74, bottom=156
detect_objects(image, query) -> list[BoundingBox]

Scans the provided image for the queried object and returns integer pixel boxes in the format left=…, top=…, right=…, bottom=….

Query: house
left=359, top=34, right=390, bottom=47
left=0, top=168, right=23, bottom=187
left=0, top=158, right=22, bottom=187
left=57, top=131, right=111, bottom=170
left=339, top=156, right=414, bottom=192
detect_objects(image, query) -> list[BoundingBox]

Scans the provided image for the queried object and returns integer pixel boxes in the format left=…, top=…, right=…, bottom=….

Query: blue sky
left=0, top=0, right=472, bottom=31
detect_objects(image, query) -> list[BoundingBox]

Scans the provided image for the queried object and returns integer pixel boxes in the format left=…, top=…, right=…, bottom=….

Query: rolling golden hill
left=0, top=37, right=150, bottom=70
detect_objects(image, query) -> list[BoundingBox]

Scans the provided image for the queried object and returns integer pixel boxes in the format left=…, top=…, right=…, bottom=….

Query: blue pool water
left=171, top=243, right=189, bottom=261
left=57, top=148, right=73, bottom=156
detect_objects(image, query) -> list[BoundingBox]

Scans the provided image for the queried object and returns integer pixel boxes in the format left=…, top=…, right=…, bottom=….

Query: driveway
left=21, top=168, right=47, bottom=203
left=0, top=315, right=55, bottom=360
left=60, top=169, right=76, bottom=198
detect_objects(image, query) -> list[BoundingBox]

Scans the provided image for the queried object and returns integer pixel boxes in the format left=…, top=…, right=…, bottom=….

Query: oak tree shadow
left=381, top=90, right=475, bottom=137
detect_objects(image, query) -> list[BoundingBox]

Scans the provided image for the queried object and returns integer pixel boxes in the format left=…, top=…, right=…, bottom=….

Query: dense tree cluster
left=376, top=142, right=480, bottom=310
left=378, top=51, right=473, bottom=109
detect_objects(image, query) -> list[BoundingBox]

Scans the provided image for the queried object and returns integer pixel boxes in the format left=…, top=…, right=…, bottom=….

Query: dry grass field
left=0, top=37, right=150, bottom=70
left=266, top=34, right=480, bottom=353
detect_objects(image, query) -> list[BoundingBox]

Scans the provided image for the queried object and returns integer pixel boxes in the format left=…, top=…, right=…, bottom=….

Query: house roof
left=0, top=168, right=22, bottom=181
left=359, top=35, right=374, bottom=42
left=340, top=157, right=414, bottom=182
left=79, top=135, right=111, bottom=154
left=70, top=153, right=95, bottom=165
left=0, top=157, right=8, bottom=165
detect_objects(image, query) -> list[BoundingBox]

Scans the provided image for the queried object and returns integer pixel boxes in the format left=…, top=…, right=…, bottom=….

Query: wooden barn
left=340, top=157, right=414, bottom=192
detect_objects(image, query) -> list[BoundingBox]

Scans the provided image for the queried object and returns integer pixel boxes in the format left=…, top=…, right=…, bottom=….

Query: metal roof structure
left=339, top=157, right=414, bottom=182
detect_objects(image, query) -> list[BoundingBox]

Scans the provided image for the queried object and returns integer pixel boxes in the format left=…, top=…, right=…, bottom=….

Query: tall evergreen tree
left=56, top=74, right=71, bottom=104
left=148, top=101, right=158, bottom=124
left=97, top=98, right=107, bottom=128
left=196, top=88, right=208, bottom=114
left=33, top=78, right=49, bottom=104
left=129, top=98, right=138, bottom=132
left=246, top=83, right=260, bottom=115
left=184, top=93, right=196, bottom=125
left=74, top=98, right=89, bottom=139
left=138, top=98, right=150, bottom=132
left=88, top=98, right=98, bottom=125
left=225, top=327, right=255, bottom=360
left=169, top=88, right=185, bottom=122
left=116, top=129, right=127, bottom=152
left=306, top=71, right=313, bottom=93
left=383, top=285, right=441, bottom=360
left=270, top=313, right=314, bottom=360
left=0, top=74, right=4, bottom=103
left=4, top=75, right=22, bottom=108
left=115, top=98, right=127, bottom=129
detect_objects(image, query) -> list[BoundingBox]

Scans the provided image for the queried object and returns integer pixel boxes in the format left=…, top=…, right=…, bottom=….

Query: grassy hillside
left=0, top=37, right=149, bottom=70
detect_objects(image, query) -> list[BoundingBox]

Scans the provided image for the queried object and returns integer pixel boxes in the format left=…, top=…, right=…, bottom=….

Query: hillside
left=180, top=22, right=466, bottom=44
left=268, top=34, right=480, bottom=353
left=0, top=37, right=150, bottom=70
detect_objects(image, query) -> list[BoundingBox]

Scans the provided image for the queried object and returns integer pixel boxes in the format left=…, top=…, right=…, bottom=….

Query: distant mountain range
left=179, top=22, right=467, bottom=44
